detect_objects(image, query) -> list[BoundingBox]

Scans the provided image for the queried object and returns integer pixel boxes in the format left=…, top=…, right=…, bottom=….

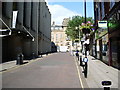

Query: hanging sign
left=12, top=11, right=18, bottom=28
left=98, top=21, right=107, bottom=28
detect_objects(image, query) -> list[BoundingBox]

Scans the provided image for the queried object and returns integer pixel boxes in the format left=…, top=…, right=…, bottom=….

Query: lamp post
left=75, top=27, right=81, bottom=51
left=84, top=0, right=86, bottom=24
left=84, top=0, right=87, bottom=56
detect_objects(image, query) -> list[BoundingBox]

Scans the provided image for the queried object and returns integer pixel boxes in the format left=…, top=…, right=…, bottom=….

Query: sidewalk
left=0, top=54, right=48, bottom=72
left=76, top=53, right=120, bottom=89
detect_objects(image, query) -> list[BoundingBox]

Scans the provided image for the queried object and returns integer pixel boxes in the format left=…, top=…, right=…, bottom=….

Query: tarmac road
left=2, top=52, right=87, bottom=88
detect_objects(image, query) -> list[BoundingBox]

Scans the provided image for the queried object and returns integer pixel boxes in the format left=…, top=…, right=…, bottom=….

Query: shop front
left=108, top=5, right=120, bottom=69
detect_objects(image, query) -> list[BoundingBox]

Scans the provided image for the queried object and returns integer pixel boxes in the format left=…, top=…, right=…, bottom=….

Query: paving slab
left=76, top=54, right=120, bottom=89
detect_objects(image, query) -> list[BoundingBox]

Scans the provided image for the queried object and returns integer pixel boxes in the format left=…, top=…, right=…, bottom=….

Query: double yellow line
left=74, top=56, right=84, bottom=90
left=0, top=58, right=42, bottom=74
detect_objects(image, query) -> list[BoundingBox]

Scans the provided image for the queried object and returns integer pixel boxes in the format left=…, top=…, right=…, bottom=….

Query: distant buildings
left=1, top=1, right=51, bottom=62
left=93, top=1, right=120, bottom=69
left=51, top=18, right=72, bottom=52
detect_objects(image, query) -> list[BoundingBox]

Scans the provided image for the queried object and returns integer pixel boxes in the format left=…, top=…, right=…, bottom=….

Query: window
left=56, top=34, right=58, bottom=42
left=98, top=3, right=101, bottom=20
left=101, top=2, right=105, bottom=19
left=110, top=0, right=115, bottom=9
left=13, top=2, right=17, bottom=11
left=51, top=34, right=54, bottom=40
left=60, top=34, right=62, bottom=38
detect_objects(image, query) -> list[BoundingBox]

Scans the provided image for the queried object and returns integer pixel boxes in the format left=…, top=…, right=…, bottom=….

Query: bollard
left=40, top=52, right=43, bottom=58
left=102, top=81, right=112, bottom=90
left=46, top=51, right=48, bottom=56
left=84, top=62, right=88, bottom=78
left=16, top=54, right=20, bottom=65
left=16, top=53, right=23, bottom=65
left=75, top=51, right=79, bottom=61
left=80, top=55, right=83, bottom=66
left=32, top=53, right=35, bottom=59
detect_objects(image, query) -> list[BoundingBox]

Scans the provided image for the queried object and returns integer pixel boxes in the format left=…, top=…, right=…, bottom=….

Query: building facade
left=94, top=1, right=120, bottom=69
left=1, top=1, right=51, bottom=62
left=51, top=18, right=72, bottom=52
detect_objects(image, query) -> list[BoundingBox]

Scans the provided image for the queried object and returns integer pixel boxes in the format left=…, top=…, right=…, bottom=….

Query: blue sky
left=47, top=1, right=94, bottom=25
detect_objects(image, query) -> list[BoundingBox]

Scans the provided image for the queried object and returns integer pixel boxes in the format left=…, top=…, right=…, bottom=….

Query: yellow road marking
left=0, top=58, right=42, bottom=74
left=74, top=56, right=84, bottom=90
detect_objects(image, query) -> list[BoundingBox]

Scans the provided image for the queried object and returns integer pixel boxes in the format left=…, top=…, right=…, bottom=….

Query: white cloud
left=48, top=4, right=82, bottom=25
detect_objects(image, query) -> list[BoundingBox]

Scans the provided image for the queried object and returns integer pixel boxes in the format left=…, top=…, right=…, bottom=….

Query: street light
left=75, top=26, right=82, bottom=53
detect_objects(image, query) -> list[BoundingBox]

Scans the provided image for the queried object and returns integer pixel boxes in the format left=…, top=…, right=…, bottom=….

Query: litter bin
left=16, top=53, right=23, bottom=65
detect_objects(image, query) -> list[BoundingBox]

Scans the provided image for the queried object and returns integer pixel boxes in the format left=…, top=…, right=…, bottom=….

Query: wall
left=2, top=1, right=51, bottom=62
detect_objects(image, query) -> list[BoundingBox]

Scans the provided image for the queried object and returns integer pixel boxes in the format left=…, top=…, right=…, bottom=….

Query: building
left=1, top=1, right=51, bottom=62
left=94, top=1, right=120, bottom=69
left=51, top=18, right=72, bottom=52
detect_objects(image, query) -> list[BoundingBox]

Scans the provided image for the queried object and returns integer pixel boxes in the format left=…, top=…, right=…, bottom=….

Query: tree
left=65, top=16, right=94, bottom=41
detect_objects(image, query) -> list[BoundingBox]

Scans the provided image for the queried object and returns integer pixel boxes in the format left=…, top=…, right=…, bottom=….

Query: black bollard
left=102, top=81, right=111, bottom=90
left=32, top=53, right=35, bottom=59
left=80, top=55, right=83, bottom=66
left=41, top=52, right=43, bottom=58
left=78, top=55, right=79, bottom=61
left=16, top=54, right=20, bottom=65
left=84, top=62, right=88, bottom=78
left=16, top=53, right=23, bottom=65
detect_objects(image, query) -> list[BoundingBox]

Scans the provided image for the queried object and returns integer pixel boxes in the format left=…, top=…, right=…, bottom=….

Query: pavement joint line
left=0, top=57, right=43, bottom=74
left=74, top=56, right=84, bottom=90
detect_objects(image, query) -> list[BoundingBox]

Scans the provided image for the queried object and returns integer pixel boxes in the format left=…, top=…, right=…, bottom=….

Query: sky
left=47, top=0, right=94, bottom=25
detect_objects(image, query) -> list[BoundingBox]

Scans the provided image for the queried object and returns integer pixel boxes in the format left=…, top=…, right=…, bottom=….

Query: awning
left=0, top=29, right=11, bottom=37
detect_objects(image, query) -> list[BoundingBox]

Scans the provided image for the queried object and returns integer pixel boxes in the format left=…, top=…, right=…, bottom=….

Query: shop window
left=110, top=0, right=115, bottom=9
left=102, top=44, right=108, bottom=51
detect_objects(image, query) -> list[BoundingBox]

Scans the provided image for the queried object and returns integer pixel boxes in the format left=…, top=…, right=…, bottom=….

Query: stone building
left=1, top=1, right=51, bottom=62
left=51, top=18, right=72, bottom=52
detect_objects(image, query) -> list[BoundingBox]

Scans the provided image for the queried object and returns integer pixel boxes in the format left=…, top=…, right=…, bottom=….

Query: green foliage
left=65, top=15, right=94, bottom=41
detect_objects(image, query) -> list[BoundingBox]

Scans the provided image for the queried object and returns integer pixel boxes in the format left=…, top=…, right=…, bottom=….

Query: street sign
left=98, top=21, right=107, bottom=28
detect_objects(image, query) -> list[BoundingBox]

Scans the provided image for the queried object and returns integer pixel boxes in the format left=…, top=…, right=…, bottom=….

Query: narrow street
left=2, top=53, right=86, bottom=88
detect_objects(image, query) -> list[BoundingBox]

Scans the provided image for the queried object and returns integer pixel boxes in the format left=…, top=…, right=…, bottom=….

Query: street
left=1, top=1, right=120, bottom=90
left=2, top=52, right=86, bottom=88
